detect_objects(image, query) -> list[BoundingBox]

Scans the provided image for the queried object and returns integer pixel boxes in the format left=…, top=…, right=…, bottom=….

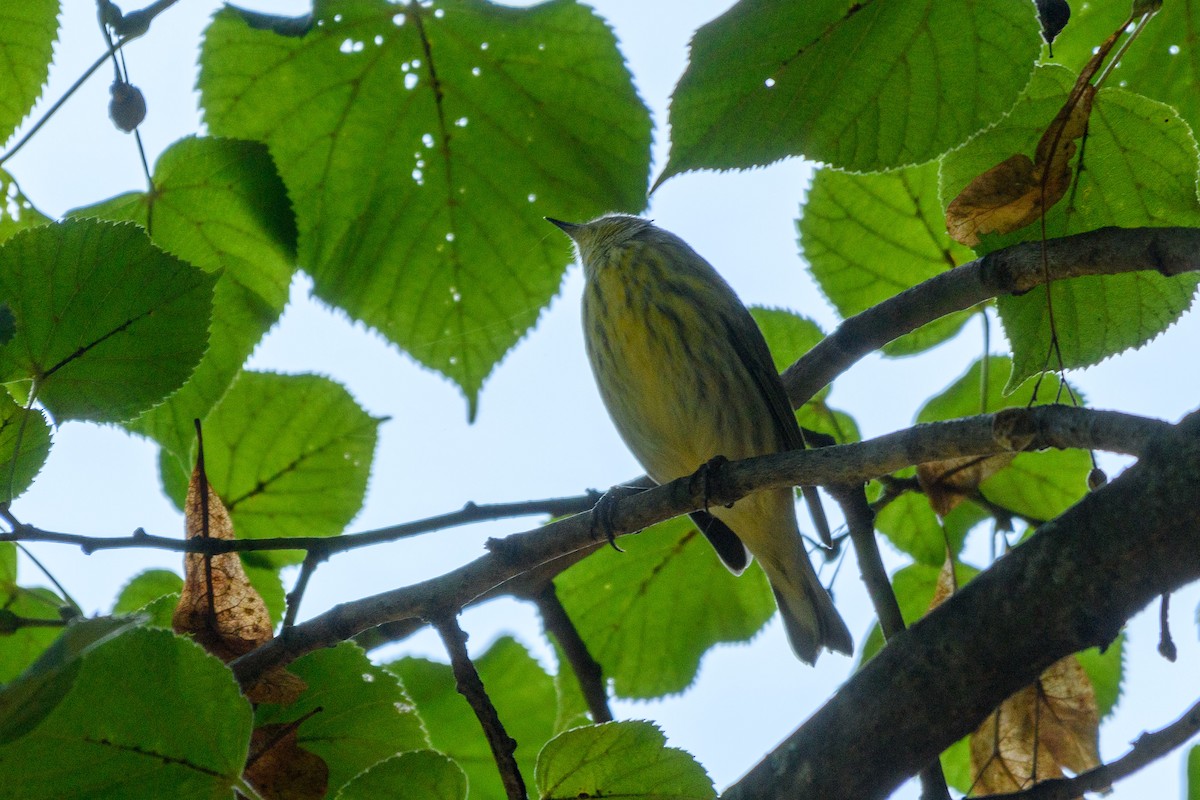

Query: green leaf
left=939, top=66, right=1200, bottom=389
left=875, top=491, right=988, bottom=566
left=0, top=628, right=252, bottom=799
left=111, top=569, right=183, bottom=616
left=940, top=736, right=972, bottom=795
left=535, top=721, right=715, bottom=800
left=388, top=636, right=560, bottom=800
left=0, top=584, right=65, bottom=684
left=0, top=220, right=217, bottom=423
left=980, top=449, right=1091, bottom=522
left=858, top=561, right=980, bottom=665
left=0, top=0, right=59, bottom=145
left=556, top=515, right=776, bottom=698
left=662, top=0, right=1040, bottom=179
left=0, top=392, right=50, bottom=503
left=71, top=136, right=296, bottom=461
left=337, top=750, right=467, bottom=800
left=1076, top=633, right=1124, bottom=721
left=0, top=169, right=51, bottom=245
left=799, top=162, right=977, bottom=356
left=161, top=371, right=380, bottom=567
left=1051, top=1, right=1200, bottom=143
left=0, top=616, right=143, bottom=745
left=256, top=643, right=427, bottom=795
left=917, top=356, right=1075, bottom=422
left=200, top=0, right=651, bottom=417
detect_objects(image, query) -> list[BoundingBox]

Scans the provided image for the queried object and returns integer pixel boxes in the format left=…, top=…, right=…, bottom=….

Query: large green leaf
left=800, top=162, right=977, bottom=356
left=200, top=0, right=651, bottom=417
left=0, top=1, right=58, bottom=145
left=0, top=391, right=50, bottom=503
left=536, top=721, right=715, bottom=800
left=72, top=136, right=296, bottom=462
left=161, top=371, right=380, bottom=567
left=388, top=636, right=564, bottom=800
left=0, top=220, right=216, bottom=423
left=256, top=643, right=428, bottom=795
left=940, top=66, right=1200, bottom=389
left=662, top=0, right=1040, bottom=179
left=555, top=515, right=776, bottom=699
left=1051, top=1, right=1200, bottom=143
left=338, top=750, right=466, bottom=800
left=0, top=617, right=140, bottom=746
left=875, top=490, right=987, bottom=566
left=0, top=628, right=252, bottom=799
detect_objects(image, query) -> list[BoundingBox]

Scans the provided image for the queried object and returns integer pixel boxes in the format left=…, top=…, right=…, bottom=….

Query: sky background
left=7, top=1, right=1200, bottom=797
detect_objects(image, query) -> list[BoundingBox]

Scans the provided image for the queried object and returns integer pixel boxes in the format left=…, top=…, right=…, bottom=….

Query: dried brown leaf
left=172, top=464, right=273, bottom=661
left=970, top=654, right=1102, bottom=795
left=917, top=453, right=1015, bottom=516
left=245, top=667, right=308, bottom=706
left=928, top=552, right=958, bottom=611
left=242, top=724, right=329, bottom=800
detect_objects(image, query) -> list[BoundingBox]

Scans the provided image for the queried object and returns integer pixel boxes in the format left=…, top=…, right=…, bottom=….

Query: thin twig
left=530, top=581, right=613, bottom=724
left=433, top=614, right=526, bottom=800
left=283, top=551, right=325, bottom=630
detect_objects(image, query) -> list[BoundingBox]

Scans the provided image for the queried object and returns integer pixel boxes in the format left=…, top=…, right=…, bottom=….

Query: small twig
left=13, top=542, right=81, bottom=614
left=530, top=581, right=612, bottom=724
left=0, top=614, right=67, bottom=630
left=433, top=614, right=526, bottom=800
left=283, top=551, right=326, bottom=630
left=975, top=694, right=1200, bottom=800
left=1158, top=593, right=1176, bottom=662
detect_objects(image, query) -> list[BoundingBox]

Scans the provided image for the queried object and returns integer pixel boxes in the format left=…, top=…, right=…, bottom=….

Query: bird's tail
left=761, top=547, right=853, bottom=664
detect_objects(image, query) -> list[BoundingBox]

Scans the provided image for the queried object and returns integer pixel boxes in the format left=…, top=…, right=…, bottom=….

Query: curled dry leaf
left=916, top=453, right=1016, bottom=517
left=242, top=723, right=329, bottom=800
left=970, top=654, right=1104, bottom=795
left=945, top=85, right=1094, bottom=247
left=928, top=552, right=959, bottom=611
left=945, top=11, right=1136, bottom=246
left=172, top=464, right=274, bottom=661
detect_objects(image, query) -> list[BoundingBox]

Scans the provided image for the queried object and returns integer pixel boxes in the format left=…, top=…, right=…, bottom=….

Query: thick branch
left=228, top=406, right=1166, bottom=688
left=782, top=226, right=1200, bottom=405
left=722, top=410, right=1200, bottom=800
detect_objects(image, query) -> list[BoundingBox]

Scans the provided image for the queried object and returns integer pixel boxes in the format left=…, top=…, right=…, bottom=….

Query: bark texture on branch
left=723, top=411, right=1200, bottom=800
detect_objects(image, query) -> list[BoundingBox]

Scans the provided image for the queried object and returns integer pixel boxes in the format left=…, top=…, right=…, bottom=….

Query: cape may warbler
left=548, top=214, right=852, bottom=663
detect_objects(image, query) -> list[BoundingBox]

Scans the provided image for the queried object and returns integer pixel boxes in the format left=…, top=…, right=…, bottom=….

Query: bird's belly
left=585, top=280, right=758, bottom=483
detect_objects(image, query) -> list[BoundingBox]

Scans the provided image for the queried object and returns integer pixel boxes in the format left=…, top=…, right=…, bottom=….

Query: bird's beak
left=545, top=217, right=580, bottom=238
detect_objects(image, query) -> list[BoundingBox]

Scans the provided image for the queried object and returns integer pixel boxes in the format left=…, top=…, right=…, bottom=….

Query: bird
left=548, top=214, right=853, bottom=663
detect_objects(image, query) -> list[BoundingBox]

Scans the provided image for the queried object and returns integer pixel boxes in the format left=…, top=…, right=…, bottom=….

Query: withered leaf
left=945, top=85, right=1094, bottom=247
left=917, top=453, right=1016, bottom=516
left=245, top=667, right=308, bottom=706
left=172, top=464, right=274, bottom=661
left=928, top=552, right=958, bottom=612
left=970, top=654, right=1103, bottom=795
left=242, top=724, right=329, bottom=800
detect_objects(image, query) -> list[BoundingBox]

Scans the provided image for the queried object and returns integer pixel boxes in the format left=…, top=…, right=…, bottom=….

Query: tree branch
left=228, top=405, right=1168, bottom=688
left=433, top=614, right=526, bottom=800
left=721, top=409, right=1200, bottom=800
left=782, top=226, right=1200, bottom=406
